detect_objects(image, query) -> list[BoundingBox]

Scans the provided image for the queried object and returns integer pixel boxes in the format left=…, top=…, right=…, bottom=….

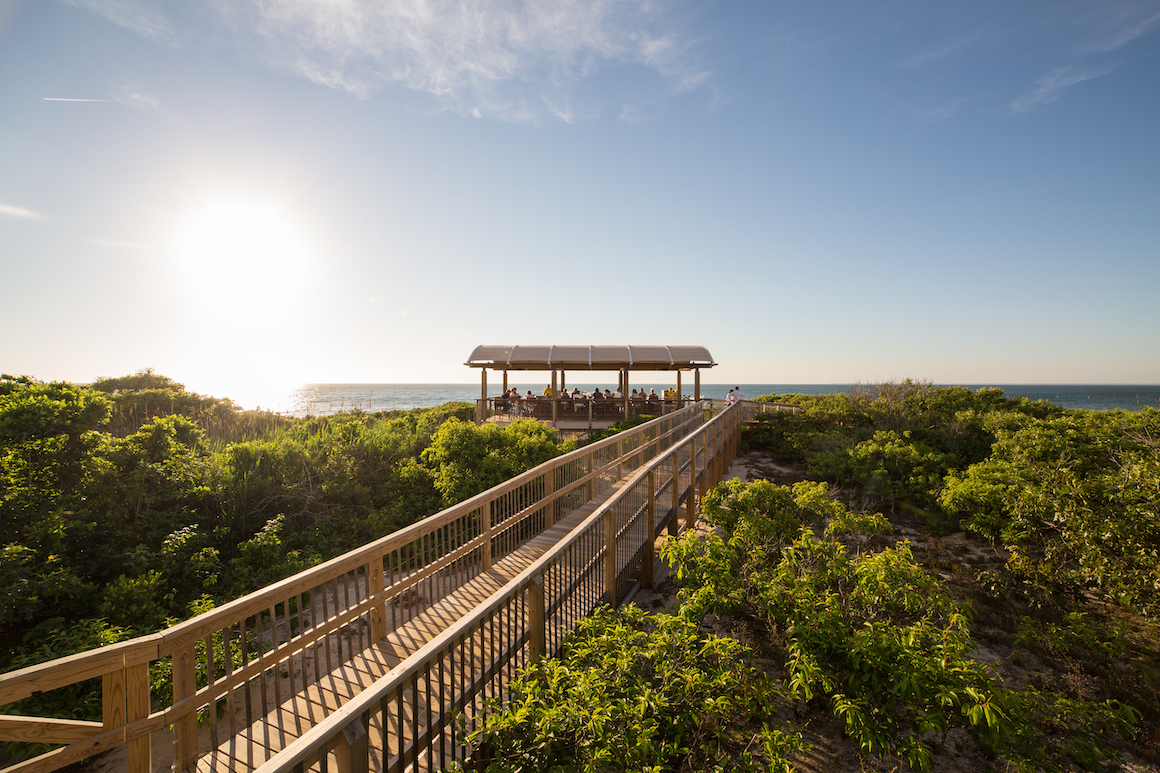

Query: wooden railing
left=0, top=403, right=712, bottom=773
left=475, top=396, right=689, bottom=425
left=699, top=397, right=801, bottom=415
left=251, top=400, right=749, bottom=773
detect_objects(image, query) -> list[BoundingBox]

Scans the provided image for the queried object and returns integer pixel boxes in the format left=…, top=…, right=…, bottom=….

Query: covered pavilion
left=465, top=345, right=717, bottom=428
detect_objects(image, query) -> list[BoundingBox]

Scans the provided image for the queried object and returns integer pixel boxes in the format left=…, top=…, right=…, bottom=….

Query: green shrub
left=461, top=604, right=806, bottom=773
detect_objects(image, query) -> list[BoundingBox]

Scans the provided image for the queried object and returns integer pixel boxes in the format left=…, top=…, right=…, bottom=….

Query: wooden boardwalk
left=195, top=492, right=614, bottom=773
left=0, top=401, right=764, bottom=773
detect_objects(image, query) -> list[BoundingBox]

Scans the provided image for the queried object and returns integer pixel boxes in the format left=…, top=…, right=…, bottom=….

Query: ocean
left=273, top=383, right=1160, bottom=417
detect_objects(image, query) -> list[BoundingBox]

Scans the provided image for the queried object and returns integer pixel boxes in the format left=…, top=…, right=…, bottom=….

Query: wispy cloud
left=43, top=97, right=113, bottom=102
left=72, top=0, right=707, bottom=122
left=916, top=95, right=973, bottom=124
left=900, top=29, right=986, bottom=69
left=1010, top=3, right=1159, bottom=114
left=0, top=204, right=47, bottom=220
left=237, top=0, right=706, bottom=119
left=1010, top=64, right=1114, bottom=114
left=1083, top=4, right=1160, bottom=53
left=66, top=0, right=176, bottom=43
left=108, top=85, right=163, bottom=112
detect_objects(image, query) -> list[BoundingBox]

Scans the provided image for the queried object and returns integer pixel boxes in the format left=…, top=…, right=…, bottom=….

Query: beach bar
left=466, top=344, right=717, bottom=428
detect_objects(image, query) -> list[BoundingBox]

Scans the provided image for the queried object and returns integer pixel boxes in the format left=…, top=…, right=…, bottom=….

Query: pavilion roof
left=465, top=345, right=716, bottom=372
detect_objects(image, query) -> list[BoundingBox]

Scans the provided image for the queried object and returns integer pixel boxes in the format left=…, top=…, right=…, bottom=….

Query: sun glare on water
left=167, top=196, right=315, bottom=409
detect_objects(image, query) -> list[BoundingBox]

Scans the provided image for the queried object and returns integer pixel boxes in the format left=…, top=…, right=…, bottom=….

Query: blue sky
left=2, top=1, right=1158, bottom=407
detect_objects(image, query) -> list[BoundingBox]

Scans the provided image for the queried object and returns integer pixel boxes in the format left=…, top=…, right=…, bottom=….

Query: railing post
left=546, top=467, right=556, bottom=527
left=604, top=510, right=617, bottom=608
left=587, top=451, right=595, bottom=500
left=126, top=661, right=150, bottom=773
left=334, top=718, right=369, bottom=773
left=101, top=667, right=125, bottom=738
left=644, top=471, right=655, bottom=588
left=482, top=500, right=493, bottom=571
left=617, top=439, right=623, bottom=481
left=669, top=451, right=680, bottom=536
left=173, top=644, right=198, bottom=773
left=370, top=554, right=387, bottom=641
left=528, top=574, right=546, bottom=661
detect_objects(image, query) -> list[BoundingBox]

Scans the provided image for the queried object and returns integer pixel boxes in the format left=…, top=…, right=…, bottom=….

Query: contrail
left=43, top=97, right=112, bottom=102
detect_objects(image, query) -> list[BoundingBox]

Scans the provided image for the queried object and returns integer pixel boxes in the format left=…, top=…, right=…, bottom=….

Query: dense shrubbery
left=471, top=384, right=1157, bottom=771
left=663, top=480, right=1138, bottom=772
left=462, top=604, right=806, bottom=773
left=750, top=382, right=1160, bottom=617
left=0, top=372, right=574, bottom=730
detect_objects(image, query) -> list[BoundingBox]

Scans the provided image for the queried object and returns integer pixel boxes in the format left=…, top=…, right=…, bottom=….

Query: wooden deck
left=195, top=489, right=616, bottom=773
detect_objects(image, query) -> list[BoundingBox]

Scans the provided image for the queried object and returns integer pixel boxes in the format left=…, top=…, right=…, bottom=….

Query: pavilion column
left=479, top=369, right=487, bottom=423
left=503, top=370, right=508, bottom=393
left=623, top=368, right=630, bottom=418
left=677, top=371, right=683, bottom=409
left=551, top=369, right=558, bottom=424
left=695, top=368, right=701, bottom=401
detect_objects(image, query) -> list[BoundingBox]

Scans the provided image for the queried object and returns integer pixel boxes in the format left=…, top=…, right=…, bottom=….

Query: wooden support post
left=587, top=451, right=595, bottom=500
left=717, top=422, right=725, bottom=483
left=502, top=370, right=508, bottom=393
left=694, top=368, right=701, bottom=401
left=711, top=423, right=721, bottom=487
left=334, top=718, right=369, bottom=773
left=478, top=368, right=487, bottom=423
left=126, top=662, right=150, bottom=773
left=370, top=554, right=387, bottom=641
left=528, top=574, right=546, bottom=661
left=482, top=500, right=493, bottom=571
left=551, top=369, right=558, bottom=425
left=546, top=466, right=556, bottom=527
left=623, top=368, right=630, bottom=419
left=685, top=458, right=697, bottom=533
left=604, top=510, right=617, bottom=607
left=669, top=451, right=680, bottom=536
left=644, top=471, right=655, bottom=587
left=676, top=370, right=683, bottom=409
left=173, top=644, right=198, bottom=773
left=101, top=668, right=125, bottom=734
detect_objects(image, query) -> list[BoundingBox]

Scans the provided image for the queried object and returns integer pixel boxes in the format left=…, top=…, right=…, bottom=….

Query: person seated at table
left=524, top=390, right=535, bottom=399
left=648, top=389, right=659, bottom=401
left=542, top=385, right=553, bottom=396
left=630, top=389, right=644, bottom=400
left=508, top=388, right=520, bottom=398
left=611, top=387, right=623, bottom=399
left=663, top=387, right=676, bottom=399
left=572, top=387, right=582, bottom=398
left=592, top=388, right=604, bottom=400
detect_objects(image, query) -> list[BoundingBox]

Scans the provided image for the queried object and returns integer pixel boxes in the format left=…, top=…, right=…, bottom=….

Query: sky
left=1, top=0, right=1158, bottom=408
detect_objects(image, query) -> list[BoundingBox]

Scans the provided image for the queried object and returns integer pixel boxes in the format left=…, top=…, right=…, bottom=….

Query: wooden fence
left=0, top=401, right=745, bottom=773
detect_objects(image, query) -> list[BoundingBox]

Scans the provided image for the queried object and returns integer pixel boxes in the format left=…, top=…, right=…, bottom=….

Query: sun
left=164, top=196, right=316, bottom=409
left=169, top=197, right=310, bottom=319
